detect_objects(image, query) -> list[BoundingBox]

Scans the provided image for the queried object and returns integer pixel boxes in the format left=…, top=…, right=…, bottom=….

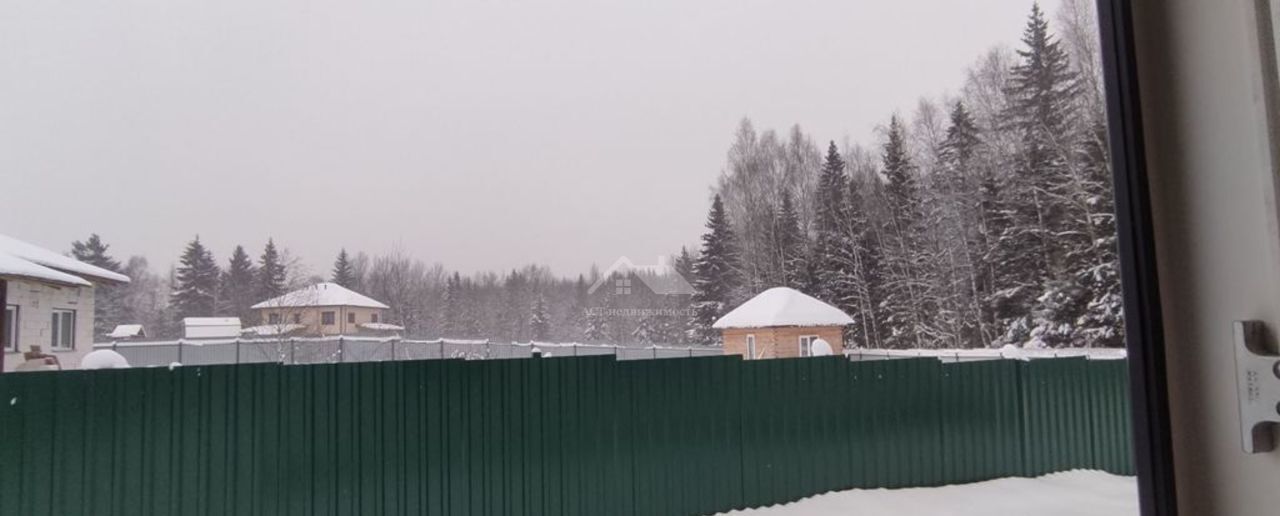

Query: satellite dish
left=811, top=338, right=834, bottom=356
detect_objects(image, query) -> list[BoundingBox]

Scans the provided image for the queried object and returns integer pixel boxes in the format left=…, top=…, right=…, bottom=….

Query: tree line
left=686, top=1, right=1121, bottom=349
left=73, top=231, right=687, bottom=344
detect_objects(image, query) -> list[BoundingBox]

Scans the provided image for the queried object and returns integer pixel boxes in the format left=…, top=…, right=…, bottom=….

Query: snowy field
left=719, top=470, right=1137, bottom=516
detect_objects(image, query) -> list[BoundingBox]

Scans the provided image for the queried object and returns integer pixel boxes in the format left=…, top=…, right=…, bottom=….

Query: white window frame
left=50, top=308, right=76, bottom=351
left=799, top=335, right=819, bottom=357
left=746, top=334, right=756, bottom=359
left=4, top=304, right=18, bottom=352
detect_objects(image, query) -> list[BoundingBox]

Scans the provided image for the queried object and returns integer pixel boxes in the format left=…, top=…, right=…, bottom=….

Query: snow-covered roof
left=183, top=317, right=242, bottom=327
left=0, top=251, right=92, bottom=286
left=241, top=323, right=306, bottom=336
left=359, top=322, right=405, bottom=332
left=107, top=324, right=146, bottom=338
left=251, top=282, right=389, bottom=309
left=0, top=233, right=130, bottom=284
left=713, top=287, right=854, bottom=329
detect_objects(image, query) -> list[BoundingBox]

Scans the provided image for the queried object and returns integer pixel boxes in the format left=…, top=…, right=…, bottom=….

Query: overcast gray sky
left=2, top=0, right=1061, bottom=277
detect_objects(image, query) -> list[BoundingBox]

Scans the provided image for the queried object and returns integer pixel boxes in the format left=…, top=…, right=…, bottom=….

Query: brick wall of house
left=722, top=325, right=844, bottom=359
left=4, top=278, right=95, bottom=371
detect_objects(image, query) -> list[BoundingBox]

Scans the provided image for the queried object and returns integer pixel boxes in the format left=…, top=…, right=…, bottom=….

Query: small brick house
left=714, top=287, right=854, bottom=360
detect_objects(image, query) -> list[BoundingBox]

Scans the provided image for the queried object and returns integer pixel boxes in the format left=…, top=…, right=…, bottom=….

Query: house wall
left=722, top=326, right=844, bottom=359
left=3, top=278, right=95, bottom=372
left=253, top=306, right=386, bottom=336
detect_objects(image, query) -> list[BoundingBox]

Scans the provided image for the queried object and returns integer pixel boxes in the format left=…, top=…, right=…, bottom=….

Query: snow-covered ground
left=720, top=470, right=1137, bottom=516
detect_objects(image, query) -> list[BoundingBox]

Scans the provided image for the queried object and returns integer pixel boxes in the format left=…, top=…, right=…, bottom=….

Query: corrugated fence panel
left=939, top=360, right=1025, bottom=484
left=0, top=355, right=1132, bottom=516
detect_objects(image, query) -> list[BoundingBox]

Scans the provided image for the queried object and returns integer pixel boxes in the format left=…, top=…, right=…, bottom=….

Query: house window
left=799, top=335, right=819, bottom=357
left=347, top=312, right=356, bottom=324
left=746, top=334, right=756, bottom=359
left=268, top=313, right=280, bottom=324
left=371, top=313, right=379, bottom=323
left=4, top=305, right=17, bottom=352
left=50, top=309, right=75, bottom=350
left=321, top=311, right=336, bottom=325
left=292, top=313, right=301, bottom=324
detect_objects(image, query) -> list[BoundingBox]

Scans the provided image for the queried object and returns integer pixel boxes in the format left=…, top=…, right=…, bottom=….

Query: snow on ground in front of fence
left=719, top=470, right=1137, bottom=516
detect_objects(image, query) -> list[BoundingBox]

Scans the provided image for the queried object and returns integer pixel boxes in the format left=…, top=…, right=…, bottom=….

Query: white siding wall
left=3, top=278, right=95, bottom=372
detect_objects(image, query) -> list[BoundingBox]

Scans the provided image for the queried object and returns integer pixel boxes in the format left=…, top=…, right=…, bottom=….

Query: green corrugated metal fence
left=0, top=355, right=1131, bottom=515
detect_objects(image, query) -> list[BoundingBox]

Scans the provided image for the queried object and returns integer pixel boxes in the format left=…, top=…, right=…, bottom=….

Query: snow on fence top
left=0, top=233, right=130, bottom=285
left=359, top=322, right=405, bottom=331
left=251, top=282, right=389, bottom=309
left=713, top=287, right=855, bottom=329
left=845, top=347, right=1127, bottom=361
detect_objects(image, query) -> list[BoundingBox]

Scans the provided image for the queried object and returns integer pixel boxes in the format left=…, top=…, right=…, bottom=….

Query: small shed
left=713, top=287, right=854, bottom=360
left=183, top=317, right=242, bottom=339
left=107, top=324, right=147, bottom=340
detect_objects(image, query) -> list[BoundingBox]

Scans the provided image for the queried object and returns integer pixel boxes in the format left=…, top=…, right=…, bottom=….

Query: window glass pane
left=5, top=1, right=1138, bottom=513
left=3, top=306, right=14, bottom=351
left=50, top=312, right=58, bottom=348
left=63, top=312, right=74, bottom=348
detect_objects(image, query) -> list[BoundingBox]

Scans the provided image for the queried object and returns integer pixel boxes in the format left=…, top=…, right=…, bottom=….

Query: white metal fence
left=94, top=337, right=724, bottom=368
left=94, top=338, right=1125, bottom=368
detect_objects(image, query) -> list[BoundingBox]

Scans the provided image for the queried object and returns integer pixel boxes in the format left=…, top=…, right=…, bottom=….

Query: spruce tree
left=811, top=141, right=848, bottom=303
left=569, top=274, right=590, bottom=340
left=332, top=249, right=356, bottom=288
left=529, top=294, right=551, bottom=341
left=774, top=190, right=807, bottom=289
left=673, top=247, right=696, bottom=286
left=584, top=293, right=610, bottom=343
left=1004, top=2, right=1081, bottom=277
left=503, top=270, right=529, bottom=341
left=218, top=245, right=257, bottom=323
left=879, top=116, right=929, bottom=348
left=631, top=311, right=659, bottom=344
left=442, top=272, right=463, bottom=337
left=71, top=234, right=122, bottom=272
left=70, top=234, right=124, bottom=335
left=171, top=236, right=220, bottom=320
left=672, top=247, right=699, bottom=341
left=998, top=3, right=1085, bottom=345
left=1074, top=116, right=1123, bottom=347
left=687, top=194, right=741, bottom=345
left=257, top=239, right=287, bottom=301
